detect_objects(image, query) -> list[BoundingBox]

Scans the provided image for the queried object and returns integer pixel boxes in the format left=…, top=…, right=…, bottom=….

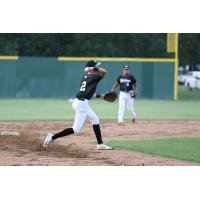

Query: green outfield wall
left=0, top=57, right=175, bottom=99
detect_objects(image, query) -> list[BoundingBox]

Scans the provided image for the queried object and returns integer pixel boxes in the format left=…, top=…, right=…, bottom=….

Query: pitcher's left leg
left=87, top=106, right=112, bottom=150
left=87, top=106, right=102, bottom=144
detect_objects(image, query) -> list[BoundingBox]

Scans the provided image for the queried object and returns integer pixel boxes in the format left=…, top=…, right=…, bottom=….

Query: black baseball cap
left=85, top=60, right=101, bottom=67
left=123, top=65, right=129, bottom=70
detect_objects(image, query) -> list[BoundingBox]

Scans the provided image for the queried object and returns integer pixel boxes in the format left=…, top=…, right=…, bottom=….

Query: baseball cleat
left=118, top=122, right=124, bottom=126
left=132, top=118, right=136, bottom=123
left=97, top=143, right=113, bottom=150
left=43, top=133, right=53, bottom=148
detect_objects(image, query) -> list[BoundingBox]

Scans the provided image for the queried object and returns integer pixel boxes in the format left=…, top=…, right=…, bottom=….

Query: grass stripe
left=106, top=137, right=200, bottom=163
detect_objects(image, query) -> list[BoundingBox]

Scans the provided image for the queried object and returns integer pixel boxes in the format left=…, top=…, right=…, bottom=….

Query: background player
left=43, top=60, right=112, bottom=150
left=111, top=65, right=138, bottom=125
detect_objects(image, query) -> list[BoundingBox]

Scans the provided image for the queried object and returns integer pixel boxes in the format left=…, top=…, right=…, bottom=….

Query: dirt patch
left=0, top=121, right=200, bottom=166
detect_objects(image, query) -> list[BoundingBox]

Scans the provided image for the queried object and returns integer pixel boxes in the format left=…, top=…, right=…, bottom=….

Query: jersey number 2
left=80, top=81, right=87, bottom=91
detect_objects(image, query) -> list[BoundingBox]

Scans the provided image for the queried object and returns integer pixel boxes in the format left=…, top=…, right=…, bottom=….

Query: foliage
left=0, top=33, right=200, bottom=65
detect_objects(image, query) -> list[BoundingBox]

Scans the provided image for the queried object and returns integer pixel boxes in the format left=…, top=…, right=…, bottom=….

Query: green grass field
left=0, top=98, right=200, bottom=121
left=0, top=86, right=200, bottom=121
left=178, top=85, right=200, bottom=100
left=106, top=137, right=200, bottom=163
left=1, top=86, right=199, bottom=164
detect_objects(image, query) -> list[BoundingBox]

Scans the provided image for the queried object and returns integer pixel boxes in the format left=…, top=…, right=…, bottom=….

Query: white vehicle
left=184, top=71, right=200, bottom=90
left=189, top=71, right=200, bottom=78
left=178, top=73, right=192, bottom=85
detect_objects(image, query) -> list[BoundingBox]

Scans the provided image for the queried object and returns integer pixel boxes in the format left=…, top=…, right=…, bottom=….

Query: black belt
left=78, top=98, right=85, bottom=101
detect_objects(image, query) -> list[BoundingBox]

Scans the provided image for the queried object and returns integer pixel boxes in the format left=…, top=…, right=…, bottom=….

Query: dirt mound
left=0, top=134, right=88, bottom=160
left=0, top=121, right=199, bottom=166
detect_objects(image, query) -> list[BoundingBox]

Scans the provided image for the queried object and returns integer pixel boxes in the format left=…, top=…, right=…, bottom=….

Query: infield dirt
left=0, top=121, right=199, bottom=166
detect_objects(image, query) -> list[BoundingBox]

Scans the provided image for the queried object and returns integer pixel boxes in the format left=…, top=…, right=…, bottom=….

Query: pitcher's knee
left=127, top=108, right=133, bottom=113
left=72, top=126, right=81, bottom=135
left=73, top=131, right=81, bottom=135
left=92, top=116, right=99, bottom=125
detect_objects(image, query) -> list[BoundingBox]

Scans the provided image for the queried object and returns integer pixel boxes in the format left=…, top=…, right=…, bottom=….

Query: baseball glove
left=130, top=90, right=137, bottom=98
left=103, top=91, right=117, bottom=102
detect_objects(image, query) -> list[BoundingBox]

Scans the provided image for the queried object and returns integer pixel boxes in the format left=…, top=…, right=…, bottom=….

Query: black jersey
left=76, top=73, right=102, bottom=100
left=117, top=74, right=137, bottom=92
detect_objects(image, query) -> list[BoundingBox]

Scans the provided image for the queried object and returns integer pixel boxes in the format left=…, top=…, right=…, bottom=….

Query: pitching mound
left=0, top=121, right=199, bottom=166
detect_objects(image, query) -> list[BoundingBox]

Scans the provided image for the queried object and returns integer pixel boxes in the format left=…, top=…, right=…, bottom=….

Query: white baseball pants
left=118, top=91, right=136, bottom=123
left=72, top=99, right=99, bottom=134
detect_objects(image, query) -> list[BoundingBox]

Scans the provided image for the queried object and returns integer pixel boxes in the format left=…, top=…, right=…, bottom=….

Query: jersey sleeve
left=117, top=75, right=121, bottom=84
left=94, top=73, right=103, bottom=82
left=131, top=75, right=137, bottom=84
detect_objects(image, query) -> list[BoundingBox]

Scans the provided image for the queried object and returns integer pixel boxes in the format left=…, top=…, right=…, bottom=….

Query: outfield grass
left=178, top=85, right=200, bottom=100
left=106, top=137, right=200, bottom=163
left=0, top=98, right=200, bottom=121
left=0, top=86, right=200, bottom=121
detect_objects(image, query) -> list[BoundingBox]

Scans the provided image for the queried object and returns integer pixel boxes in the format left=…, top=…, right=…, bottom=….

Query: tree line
left=0, top=33, right=199, bottom=66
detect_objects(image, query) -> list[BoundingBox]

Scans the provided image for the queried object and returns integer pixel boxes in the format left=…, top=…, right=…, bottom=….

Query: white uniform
left=118, top=91, right=136, bottom=123
left=72, top=99, right=99, bottom=133
left=43, top=60, right=113, bottom=150
left=72, top=73, right=102, bottom=133
left=116, top=74, right=137, bottom=123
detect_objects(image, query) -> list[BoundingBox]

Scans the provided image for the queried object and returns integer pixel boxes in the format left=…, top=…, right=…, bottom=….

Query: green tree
left=0, top=33, right=200, bottom=66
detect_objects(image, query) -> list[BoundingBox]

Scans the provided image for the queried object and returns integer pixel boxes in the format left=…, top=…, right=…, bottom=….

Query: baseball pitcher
left=112, top=65, right=138, bottom=124
left=43, top=60, right=112, bottom=150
